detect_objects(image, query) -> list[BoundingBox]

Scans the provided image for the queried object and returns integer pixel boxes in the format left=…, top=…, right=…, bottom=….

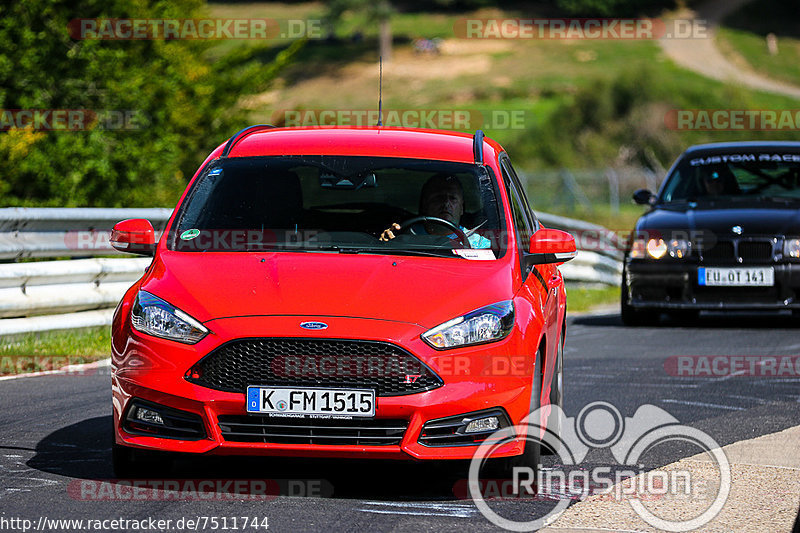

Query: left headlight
left=422, top=301, right=514, bottom=349
left=131, top=291, right=209, bottom=344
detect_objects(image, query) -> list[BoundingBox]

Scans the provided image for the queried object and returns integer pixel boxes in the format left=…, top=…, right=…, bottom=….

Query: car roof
left=212, top=126, right=505, bottom=164
left=683, top=141, right=800, bottom=154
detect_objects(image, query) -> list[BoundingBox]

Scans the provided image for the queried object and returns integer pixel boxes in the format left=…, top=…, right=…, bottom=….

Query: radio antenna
left=377, top=56, right=383, bottom=127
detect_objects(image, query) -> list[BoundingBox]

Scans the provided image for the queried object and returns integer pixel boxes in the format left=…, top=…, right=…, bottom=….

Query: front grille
left=700, top=240, right=774, bottom=264
left=188, top=338, right=443, bottom=396
left=218, top=415, right=407, bottom=445
left=700, top=241, right=734, bottom=263
left=738, top=241, right=773, bottom=262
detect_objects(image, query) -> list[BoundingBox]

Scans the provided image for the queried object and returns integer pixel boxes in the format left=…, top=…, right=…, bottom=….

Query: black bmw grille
left=188, top=338, right=443, bottom=396
left=737, top=241, right=773, bottom=262
left=700, top=240, right=774, bottom=264
left=218, top=415, right=407, bottom=445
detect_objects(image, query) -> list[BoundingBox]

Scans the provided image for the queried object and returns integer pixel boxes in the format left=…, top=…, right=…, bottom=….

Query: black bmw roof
left=684, top=141, right=800, bottom=154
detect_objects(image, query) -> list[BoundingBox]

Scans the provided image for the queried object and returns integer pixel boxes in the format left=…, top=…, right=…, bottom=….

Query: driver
left=380, top=173, right=491, bottom=248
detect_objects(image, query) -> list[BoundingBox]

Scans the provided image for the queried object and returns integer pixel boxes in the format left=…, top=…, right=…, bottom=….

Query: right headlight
left=422, top=301, right=514, bottom=350
left=630, top=237, right=689, bottom=260
left=784, top=238, right=800, bottom=259
left=131, top=291, right=209, bottom=344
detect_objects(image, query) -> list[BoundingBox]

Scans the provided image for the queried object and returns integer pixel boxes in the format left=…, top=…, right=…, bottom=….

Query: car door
left=500, top=156, right=561, bottom=402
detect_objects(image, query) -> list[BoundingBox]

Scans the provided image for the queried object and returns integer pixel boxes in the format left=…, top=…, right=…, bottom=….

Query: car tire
left=112, top=441, right=173, bottom=479
left=620, top=270, right=657, bottom=327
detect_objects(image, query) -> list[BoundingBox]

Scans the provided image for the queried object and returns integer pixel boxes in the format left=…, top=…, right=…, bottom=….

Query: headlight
left=422, top=301, right=514, bottom=349
left=629, top=238, right=646, bottom=259
left=131, top=291, right=209, bottom=344
left=646, top=238, right=667, bottom=259
left=667, top=239, right=690, bottom=259
left=784, top=238, right=800, bottom=259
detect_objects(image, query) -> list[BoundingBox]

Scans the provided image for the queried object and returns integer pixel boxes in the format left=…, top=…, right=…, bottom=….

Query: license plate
left=246, top=386, right=375, bottom=417
left=698, top=267, right=774, bottom=287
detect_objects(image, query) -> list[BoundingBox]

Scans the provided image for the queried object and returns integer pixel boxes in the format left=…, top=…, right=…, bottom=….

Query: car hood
left=140, top=251, right=514, bottom=328
left=637, top=201, right=800, bottom=238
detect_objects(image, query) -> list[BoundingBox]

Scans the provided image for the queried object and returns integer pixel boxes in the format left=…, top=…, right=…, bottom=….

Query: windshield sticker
left=180, top=229, right=201, bottom=240
left=690, top=154, right=800, bottom=166
left=207, top=168, right=223, bottom=176
left=453, top=249, right=495, bottom=260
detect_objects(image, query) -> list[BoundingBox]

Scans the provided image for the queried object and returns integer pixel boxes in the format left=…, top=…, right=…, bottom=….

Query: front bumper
left=112, top=315, right=537, bottom=461
left=624, top=260, right=800, bottom=310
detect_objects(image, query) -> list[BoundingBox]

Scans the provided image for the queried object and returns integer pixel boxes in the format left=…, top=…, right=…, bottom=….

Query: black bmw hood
left=636, top=200, right=800, bottom=238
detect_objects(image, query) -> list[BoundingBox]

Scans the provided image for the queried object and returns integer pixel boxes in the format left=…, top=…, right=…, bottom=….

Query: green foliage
left=0, top=0, right=302, bottom=207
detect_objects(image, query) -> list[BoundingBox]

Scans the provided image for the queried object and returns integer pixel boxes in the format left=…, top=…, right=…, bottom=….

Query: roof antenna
left=377, top=56, right=383, bottom=127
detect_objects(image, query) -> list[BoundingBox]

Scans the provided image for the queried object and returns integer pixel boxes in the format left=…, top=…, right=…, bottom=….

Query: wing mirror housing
left=110, top=219, right=156, bottom=256
left=633, top=189, right=656, bottom=205
left=525, top=228, right=577, bottom=265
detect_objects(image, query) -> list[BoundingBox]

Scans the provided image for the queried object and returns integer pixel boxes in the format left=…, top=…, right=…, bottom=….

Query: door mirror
left=633, top=189, right=655, bottom=205
left=526, top=228, right=577, bottom=265
left=110, top=219, right=156, bottom=255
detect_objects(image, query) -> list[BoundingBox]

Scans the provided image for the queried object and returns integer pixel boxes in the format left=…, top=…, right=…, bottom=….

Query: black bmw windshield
left=170, top=156, right=504, bottom=257
left=660, top=152, right=800, bottom=204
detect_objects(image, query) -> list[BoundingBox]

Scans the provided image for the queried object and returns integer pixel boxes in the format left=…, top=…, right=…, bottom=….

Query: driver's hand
left=379, top=223, right=401, bottom=242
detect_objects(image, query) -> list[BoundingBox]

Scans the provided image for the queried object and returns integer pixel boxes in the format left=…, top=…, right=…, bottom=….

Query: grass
left=0, top=326, right=110, bottom=375
left=566, top=285, right=620, bottom=313
left=717, top=27, right=800, bottom=88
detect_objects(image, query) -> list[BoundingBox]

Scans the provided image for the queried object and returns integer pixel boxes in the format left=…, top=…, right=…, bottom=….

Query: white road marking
left=661, top=399, right=745, bottom=411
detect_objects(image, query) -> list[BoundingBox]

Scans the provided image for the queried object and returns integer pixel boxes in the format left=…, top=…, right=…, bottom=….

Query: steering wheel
left=396, top=216, right=471, bottom=248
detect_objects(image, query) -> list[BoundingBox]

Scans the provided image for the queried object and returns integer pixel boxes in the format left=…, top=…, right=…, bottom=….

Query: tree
left=0, top=0, right=303, bottom=207
left=325, top=0, right=394, bottom=62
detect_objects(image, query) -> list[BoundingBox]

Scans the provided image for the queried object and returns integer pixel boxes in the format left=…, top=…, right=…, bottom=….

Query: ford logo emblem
left=300, top=321, right=328, bottom=330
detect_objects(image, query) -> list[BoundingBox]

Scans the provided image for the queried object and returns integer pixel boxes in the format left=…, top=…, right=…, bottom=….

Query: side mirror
left=526, top=228, right=577, bottom=265
left=110, top=219, right=156, bottom=256
left=633, top=189, right=655, bottom=205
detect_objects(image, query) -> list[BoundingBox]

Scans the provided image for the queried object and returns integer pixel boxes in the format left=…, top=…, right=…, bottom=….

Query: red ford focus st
left=109, top=126, right=575, bottom=477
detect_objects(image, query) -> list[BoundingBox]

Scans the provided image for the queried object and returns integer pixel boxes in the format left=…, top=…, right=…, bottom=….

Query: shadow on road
left=26, top=415, right=485, bottom=501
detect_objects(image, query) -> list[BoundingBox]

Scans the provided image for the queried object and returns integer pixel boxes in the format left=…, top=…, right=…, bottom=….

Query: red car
left=110, top=126, right=575, bottom=478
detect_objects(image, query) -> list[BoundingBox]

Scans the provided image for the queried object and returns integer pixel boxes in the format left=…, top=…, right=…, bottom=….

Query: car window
left=170, top=155, right=504, bottom=257
left=661, top=154, right=800, bottom=203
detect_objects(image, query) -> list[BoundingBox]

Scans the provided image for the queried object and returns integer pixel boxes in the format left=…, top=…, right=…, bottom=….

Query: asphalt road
left=1, top=310, right=799, bottom=532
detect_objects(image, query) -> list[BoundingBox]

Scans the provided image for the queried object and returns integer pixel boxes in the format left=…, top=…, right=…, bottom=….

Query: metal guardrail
left=0, top=208, right=171, bottom=260
left=0, top=208, right=623, bottom=334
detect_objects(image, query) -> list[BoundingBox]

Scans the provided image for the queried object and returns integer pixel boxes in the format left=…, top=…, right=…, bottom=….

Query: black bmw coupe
left=622, top=141, right=800, bottom=325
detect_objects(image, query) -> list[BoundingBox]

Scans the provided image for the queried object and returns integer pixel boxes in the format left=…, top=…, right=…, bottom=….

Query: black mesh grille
left=701, top=240, right=774, bottom=264
left=738, top=241, right=773, bottom=262
left=700, top=241, right=734, bottom=263
left=218, top=415, right=407, bottom=445
left=189, top=338, right=443, bottom=397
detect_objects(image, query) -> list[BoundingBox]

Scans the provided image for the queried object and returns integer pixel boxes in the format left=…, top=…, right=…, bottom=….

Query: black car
left=622, top=141, right=800, bottom=325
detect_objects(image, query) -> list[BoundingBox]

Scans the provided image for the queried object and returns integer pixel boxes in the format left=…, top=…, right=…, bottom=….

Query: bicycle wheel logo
left=468, top=402, right=730, bottom=532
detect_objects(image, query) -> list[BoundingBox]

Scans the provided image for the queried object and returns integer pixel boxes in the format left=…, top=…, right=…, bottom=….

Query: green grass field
left=0, top=327, right=110, bottom=375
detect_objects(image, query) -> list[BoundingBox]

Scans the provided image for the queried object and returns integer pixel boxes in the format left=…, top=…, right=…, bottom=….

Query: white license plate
left=246, top=386, right=375, bottom=417
left=698, top=267, right=774, bottom=287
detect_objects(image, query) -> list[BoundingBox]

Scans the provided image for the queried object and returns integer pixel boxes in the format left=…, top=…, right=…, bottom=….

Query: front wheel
left=112, top=442, right=174, bottom=478
left=621, top=270, right=657, bottom=326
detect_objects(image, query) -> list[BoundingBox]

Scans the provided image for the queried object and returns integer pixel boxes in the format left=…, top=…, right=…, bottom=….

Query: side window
left=501, top=157, right=538, bottom=231
left=501, top=163, right=533, bottom=248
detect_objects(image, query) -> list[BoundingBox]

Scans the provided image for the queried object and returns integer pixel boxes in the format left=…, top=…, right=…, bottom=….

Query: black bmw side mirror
left=633, top=189, right=655, bottom=205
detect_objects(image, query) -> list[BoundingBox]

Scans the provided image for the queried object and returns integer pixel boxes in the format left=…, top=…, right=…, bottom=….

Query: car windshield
left=660, top=153, right=800, bottom=203
left=169, top=155, right=504, bottom=257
